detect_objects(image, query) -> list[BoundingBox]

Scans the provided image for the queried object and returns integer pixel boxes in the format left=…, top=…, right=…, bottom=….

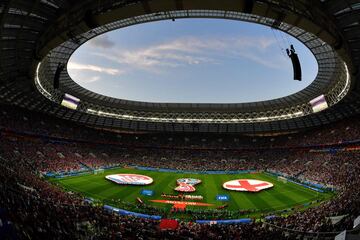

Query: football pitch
left=51, top=168, right=333, bottom=218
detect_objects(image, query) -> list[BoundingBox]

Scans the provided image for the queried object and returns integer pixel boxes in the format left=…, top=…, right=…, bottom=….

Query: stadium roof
left=0, top=0, right=360, bottom=133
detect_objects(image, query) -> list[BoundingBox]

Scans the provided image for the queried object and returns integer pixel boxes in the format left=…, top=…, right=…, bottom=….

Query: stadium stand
left=1, top=104, right=360, bottom=239
left=1, top=1, right=360, bottom=239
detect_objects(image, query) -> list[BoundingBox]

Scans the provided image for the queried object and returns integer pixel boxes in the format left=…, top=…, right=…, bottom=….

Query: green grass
left=50, top=168, right=333, bottom=218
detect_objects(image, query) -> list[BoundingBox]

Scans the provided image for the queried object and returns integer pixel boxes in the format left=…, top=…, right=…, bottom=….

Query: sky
left=68, top=18, right=318, bottom=104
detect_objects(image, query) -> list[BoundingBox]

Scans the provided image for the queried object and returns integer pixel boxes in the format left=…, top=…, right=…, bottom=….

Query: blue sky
left=68, top=18, right=318, bottom=103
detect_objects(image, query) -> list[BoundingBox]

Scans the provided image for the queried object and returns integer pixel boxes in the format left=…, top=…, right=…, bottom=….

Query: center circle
left=68, top=18, right=318, bottom=104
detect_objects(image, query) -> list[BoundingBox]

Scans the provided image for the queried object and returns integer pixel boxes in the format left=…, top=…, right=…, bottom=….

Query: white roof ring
left=34, top=1, right=352, bottom=125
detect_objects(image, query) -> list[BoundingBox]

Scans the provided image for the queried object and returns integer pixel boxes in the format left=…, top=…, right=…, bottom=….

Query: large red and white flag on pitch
left=223, top=179, right=273, bottom=192
left=105, top=174, right=153, bottom=185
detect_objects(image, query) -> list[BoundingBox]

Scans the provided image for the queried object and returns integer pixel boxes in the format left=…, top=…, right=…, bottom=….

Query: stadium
left=1, top=0, right=360, bottom=239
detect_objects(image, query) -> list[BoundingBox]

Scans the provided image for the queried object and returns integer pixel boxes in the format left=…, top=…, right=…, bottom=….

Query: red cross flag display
left=105, top=174, right=153, bottom=185
left=223, top=179, right=273, bottom=192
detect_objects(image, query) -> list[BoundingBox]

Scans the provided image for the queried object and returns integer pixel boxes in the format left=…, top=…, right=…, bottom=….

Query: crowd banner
left=334, top=230, right=347, bottom=240
left=84, top=197, right=94, bottom=204
left=327, top=214, right=348, bottom=225
left=196, top=218, right=252, bottom=224
left=265, top=215, right=276, bottom=220
left=354, top=215, right=360, bottom=229
left=103, top=205, right=161, bottom=220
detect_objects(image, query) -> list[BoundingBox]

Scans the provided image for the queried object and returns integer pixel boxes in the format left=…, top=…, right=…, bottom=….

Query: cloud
left=90, top=35, right=282, bottom=74
left=72, top=75, right=101, bottom=83
left=90, top=37, right=219, bottom=72
left=86, top=76, right=101, bottom=83
left=88, top=35, right=115, bottom=49
left=234, top=50, right=287, bottom=69
left=67, top=62, right=123, bottom=75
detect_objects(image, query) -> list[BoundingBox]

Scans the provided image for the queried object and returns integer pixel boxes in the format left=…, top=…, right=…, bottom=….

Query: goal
left=278, top=176, right=288, bottom=183
left=93, top=168, right=104, bottom=175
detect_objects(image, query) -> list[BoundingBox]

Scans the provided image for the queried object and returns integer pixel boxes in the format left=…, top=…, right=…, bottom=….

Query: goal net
left=278, top=176, right=288, bottom=183
left=93, top=169, right=104, bottom=175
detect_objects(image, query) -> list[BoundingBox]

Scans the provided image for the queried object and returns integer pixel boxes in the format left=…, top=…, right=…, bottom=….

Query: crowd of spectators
left=0, top=149, right=291, bottom=239
left=2, top=104, right=360, bottom=150
left=1, top=104, right=360, bottom=239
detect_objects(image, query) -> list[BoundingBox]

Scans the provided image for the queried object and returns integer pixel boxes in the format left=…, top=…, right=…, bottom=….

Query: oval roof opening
left=68, top=18, right=318, bottom=104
